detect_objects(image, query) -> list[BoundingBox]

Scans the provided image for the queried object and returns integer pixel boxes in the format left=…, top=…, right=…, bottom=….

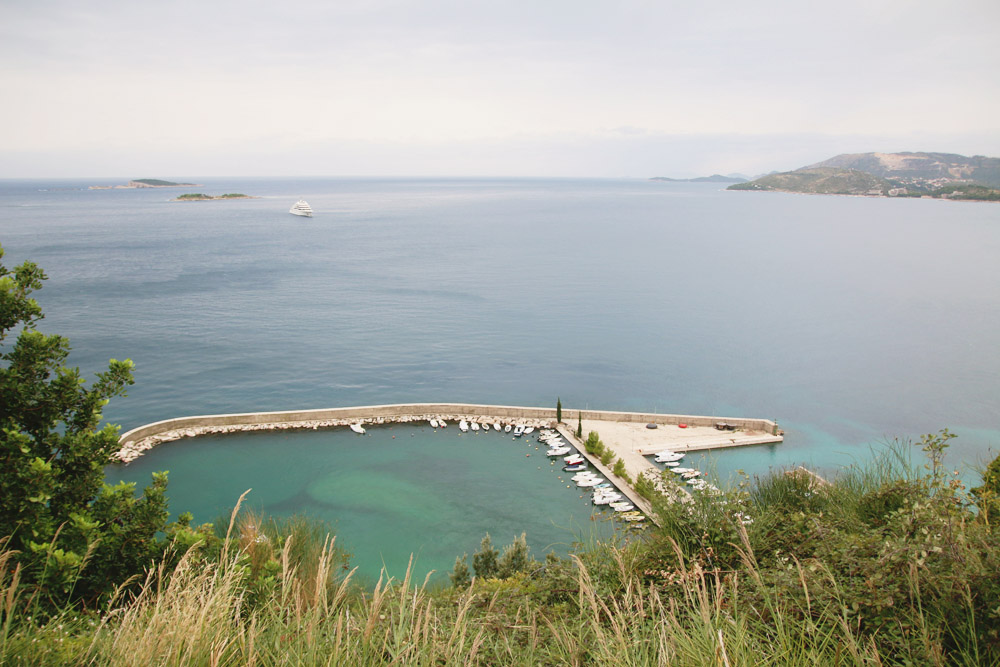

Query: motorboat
left=564, top=456, right=585, bottom=466
left=681, top=471, right=702, bottom=479
left=577, top=477, right=604, bottom=487
left=572, top=472, right=598, bottom=481
left=546, top=447, right=571, bottom=456
left=523, top=426, right=535, bottom=434
left=459, top=420, right=469, bottom=432
left=289, top=199, right=313, bottom=217
left=439, top=419, right=447, bottom=428
left=349, top=423, right=365, bottom=434
left=493, top=422, right=501, bottom=431
left=564, top=464, right=588, bottom=472
left=612, top=503, right=635, bottom=512
left=504, top=424, right=512, bottom=433
left=662, top=461, right=681, bottom=467
left=513, top=425, right=525, bottom=437
left=471, top=422, right=479, bottom=431
left=654, top=450, right=684, bottom=461
left=672, top=467, right=694, bottom=474
left=429, top=419, right=438, bottom=428
left=593, top=493, right=622, bottom=505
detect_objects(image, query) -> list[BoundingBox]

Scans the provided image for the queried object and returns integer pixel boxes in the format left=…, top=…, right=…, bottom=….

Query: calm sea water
left=2, top=177, right=999, bottom=580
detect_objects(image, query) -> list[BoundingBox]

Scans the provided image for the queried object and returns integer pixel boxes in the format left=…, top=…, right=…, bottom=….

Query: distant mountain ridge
left=651, top=174, right=747, bottom=183
left=807, top=152, right=1000, bottom=188
left=728, top=152, right=1000, bottom=200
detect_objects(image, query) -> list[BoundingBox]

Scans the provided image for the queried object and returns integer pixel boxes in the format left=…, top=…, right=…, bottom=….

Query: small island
left=173, top=193, right=257, bottom=201
left=90, top=178, right=203, bottom=189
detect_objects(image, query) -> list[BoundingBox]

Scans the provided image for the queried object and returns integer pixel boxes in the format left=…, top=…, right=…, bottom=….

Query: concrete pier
left=116, top=403, right=782, bottom=479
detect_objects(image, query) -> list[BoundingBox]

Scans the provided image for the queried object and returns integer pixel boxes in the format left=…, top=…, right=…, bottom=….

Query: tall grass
left=2, top=440, right=997, bottom=665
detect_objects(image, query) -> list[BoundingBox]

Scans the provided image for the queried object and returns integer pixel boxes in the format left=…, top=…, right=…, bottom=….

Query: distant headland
left=89, top=178, right=202, bottom=190
left=650, top=174, right=747, bottom=183
left=727, top=152, right=1000, bottom=201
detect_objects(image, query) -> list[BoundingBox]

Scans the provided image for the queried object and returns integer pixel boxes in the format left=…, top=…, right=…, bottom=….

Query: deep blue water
left=2, top=177, right=999, bottom=577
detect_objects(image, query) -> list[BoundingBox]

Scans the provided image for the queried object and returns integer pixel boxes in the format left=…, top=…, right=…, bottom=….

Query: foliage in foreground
left=0, top=246, right=184, bottom=610
left=1, top=434, right=998, bottom=665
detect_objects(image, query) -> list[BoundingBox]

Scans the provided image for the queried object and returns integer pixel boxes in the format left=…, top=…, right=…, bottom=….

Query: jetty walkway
left=117, top=402, right=781, bottom=461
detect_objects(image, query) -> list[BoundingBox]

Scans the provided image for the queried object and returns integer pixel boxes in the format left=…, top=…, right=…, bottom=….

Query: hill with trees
left=729, top=152, right=1000, bottom=200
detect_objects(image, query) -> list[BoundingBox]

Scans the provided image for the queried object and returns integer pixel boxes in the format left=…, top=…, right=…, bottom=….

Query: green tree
left=449, top=553, right=471, bottom=588
left=973, top=451, right=1000, bottom=525
left=0, top=246, right=173, bottom=608
left=556, top=397, right=562, bottom=423
left=496, top=533, right=533, bottom=578
left=575, top=412, right=582, bottom=439
left=471, top=533, right=499, bottom=579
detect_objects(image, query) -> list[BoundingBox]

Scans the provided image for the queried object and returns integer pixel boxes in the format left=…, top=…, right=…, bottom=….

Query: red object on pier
left=678, top=423, right=688, bottom=428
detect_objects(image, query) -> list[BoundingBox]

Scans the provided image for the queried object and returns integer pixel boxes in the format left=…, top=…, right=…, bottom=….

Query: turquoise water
left=2, top=177, right=999, bottom=579
left=110, top=423, right=613, bottom=583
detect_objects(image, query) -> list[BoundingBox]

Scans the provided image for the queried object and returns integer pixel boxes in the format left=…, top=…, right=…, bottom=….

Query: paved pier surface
left=556, top=417, right=782, bottom=506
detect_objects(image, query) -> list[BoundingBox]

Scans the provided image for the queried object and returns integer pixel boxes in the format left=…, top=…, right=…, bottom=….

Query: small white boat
left=438, top=419, right=447, bottom=428
left=523, top=426, right=535, bottom=434
left=504, top=424, right=512, bottom=433
left=681, top=471, right=702, bottom=479
left=577, top=477, right=604, bottom=487
left=663, top=461, right=681, bottom=467
left=493, top=422, right=501, bottom=431
left=564, top=455, right=585, bottom=464
left=349, top=423, right=365, bottom=434
left=612, top=503, right=635, bottom=512
left=513, top=425, right=525, bottom=437
left=429, top=419, right=438, bottom=428
left=459, top=420, right=469, bottom=432
left=289, top=199, right=313, bottom=217
left=546, top=447, right=571, bottom=456
left=572, top=472, right=598, bottom=482
left=654, top=450, right=684, bottom=461
left=593, top=493, right=623, bottom=505
left=471, top=422, right=479, bottom=431
left=672, top=467, right=694, bottom=474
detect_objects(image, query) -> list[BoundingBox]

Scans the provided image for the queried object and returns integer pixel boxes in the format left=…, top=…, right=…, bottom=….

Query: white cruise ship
left=289, top=199, right=313, bottom=217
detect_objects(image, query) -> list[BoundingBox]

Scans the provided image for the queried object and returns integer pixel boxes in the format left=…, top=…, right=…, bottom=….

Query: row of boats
left=537, top=430, right=647, bottom=526
left=647, top=448, right=728, bottom=497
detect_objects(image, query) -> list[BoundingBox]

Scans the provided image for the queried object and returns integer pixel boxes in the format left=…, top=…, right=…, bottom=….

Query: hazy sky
left=2, top=0, right=998, bottom=178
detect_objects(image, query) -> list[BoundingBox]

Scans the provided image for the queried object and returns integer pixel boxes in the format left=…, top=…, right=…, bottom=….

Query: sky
left=2, top=0, right=999, bottom=178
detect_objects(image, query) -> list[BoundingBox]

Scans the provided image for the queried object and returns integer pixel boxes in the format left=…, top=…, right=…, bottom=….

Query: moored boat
left=459, top=420, right=469, bottom=432
left=349, top=423, right=365, bottom=434
left=429, top=419, right=439, bottom=428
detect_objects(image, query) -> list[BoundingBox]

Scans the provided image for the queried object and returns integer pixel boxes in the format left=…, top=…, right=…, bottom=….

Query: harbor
left=115, top=403, right=783, bottom=529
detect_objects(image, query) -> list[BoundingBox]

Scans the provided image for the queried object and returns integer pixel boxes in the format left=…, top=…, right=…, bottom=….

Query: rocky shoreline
left=113, top=414, right=554, bottom=464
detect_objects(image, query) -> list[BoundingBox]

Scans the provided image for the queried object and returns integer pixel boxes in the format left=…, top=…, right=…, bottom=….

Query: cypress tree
left=556, top=397, right=562, bottom=423
left=576, top=412, right=583, bottom=438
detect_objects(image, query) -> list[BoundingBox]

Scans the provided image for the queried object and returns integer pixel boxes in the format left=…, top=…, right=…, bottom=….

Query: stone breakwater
left=114, top=412, right=553, bottom=464
left=114, top=402, right=780, bottom=465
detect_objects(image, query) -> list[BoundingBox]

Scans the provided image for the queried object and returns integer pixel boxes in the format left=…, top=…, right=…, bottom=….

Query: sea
left=2, top=177, right=998, bottom=583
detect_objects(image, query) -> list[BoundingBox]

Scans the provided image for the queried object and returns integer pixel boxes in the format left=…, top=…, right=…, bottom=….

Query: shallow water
left=110, top=423, right=614, bottom=582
